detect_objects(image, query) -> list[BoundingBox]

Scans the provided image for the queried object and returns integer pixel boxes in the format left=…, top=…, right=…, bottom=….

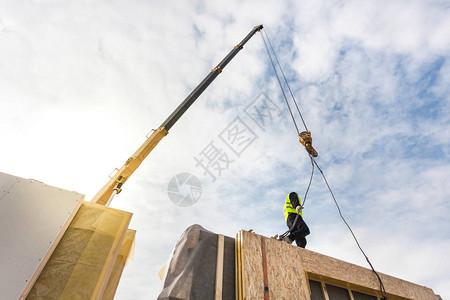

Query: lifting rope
left=260, top=28, right=388, bottom=300
left=261, top=29, right=309, bottom=133
left=302, top=156, right=314, bottom=208
left=313, top=159, right=388, bottom=298
left=260, top=30, right=304, bottom=135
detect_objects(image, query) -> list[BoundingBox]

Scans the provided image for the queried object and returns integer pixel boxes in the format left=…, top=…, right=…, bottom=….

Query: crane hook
left=299, top=131, right=318, bottom=157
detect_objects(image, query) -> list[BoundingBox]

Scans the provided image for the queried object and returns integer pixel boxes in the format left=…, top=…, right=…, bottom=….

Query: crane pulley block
left=299, top=131, right=318, bottom=157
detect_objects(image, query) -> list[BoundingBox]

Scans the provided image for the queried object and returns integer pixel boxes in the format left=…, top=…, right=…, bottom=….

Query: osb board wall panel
left=396, top=279, right=437, bottom=300
left=239, top=230, right=437, bottom=300
left=299, top=248, right=437, bottom=300
left=239, top=230, right=264, bottom=299
left=239, top=230, right=310, bottom=299
left=0, top=172, right=84, bottom=300
left=264, top=234, right=310, bottom=299
left=301, top=249, right=378, bottom=290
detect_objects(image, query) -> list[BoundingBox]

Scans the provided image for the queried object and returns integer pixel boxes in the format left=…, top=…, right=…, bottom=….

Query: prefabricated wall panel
left=26, top=202, right=132, bottom=300
left=236, top=230, right=438, bottom=300
left=0, top=172, right=84, bottom=300
left=160, top=226, right=438, bottom=300
left=102, top=229, right=136, bottom=300
left=235, top=230, right=309, bottom=300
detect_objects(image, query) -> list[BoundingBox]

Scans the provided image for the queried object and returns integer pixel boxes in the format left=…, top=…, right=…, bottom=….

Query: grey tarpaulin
left=158, top=224, right=235, bottom=300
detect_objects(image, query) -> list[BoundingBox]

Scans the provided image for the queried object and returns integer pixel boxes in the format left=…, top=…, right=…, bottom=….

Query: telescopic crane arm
left=92, top=24, right=263, bottom=206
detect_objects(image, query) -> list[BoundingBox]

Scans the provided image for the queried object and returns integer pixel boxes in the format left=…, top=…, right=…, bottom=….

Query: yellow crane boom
left=91, top=127, right=168, bottom=205
left=92, top=25, right=263, bottom=206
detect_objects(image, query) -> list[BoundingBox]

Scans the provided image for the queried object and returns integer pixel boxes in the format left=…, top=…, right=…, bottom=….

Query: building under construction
left=158, top=224, right=440, bottom=300
left=0, top=24, right=442, bottom=299
left=0, top=179, right=439, bottom=300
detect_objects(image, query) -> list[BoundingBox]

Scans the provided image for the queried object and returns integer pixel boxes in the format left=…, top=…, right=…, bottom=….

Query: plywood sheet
left=300, top=247, right=437, bottom=299
left=238, top=230, right=264, bottom=299
left=0, top=172, right=84, bottom=300
left=238, top=230, right=310, bottom=300
left=238, top=230, right=437, bottom=300
left=264, top=234, right=310, bottom=299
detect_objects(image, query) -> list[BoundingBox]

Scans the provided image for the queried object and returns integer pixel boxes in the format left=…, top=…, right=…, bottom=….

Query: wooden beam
left=322, top=281, right=330, bottom=300
left=348, top=288, right=355, bottom=300
left=235, top=231, right=243, bottom=300
left=215, top=234, right=224, bottom=300
left=102, top=229, right=136, bottom=300
left=90, top=204, right=132, bottom=299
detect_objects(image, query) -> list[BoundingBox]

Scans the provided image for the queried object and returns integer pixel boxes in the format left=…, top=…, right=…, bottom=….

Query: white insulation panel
left=0, top=172, right=84, bottom=300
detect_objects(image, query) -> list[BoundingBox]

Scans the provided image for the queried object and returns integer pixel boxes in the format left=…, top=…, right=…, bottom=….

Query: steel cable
left=260, top=31, right=300, bottom=135
left=301, top=156, right=315, bottom=207
left=262, top=27, right=388, bottom=299
left=312, top=157, right=388, bottom=299
left=262, top=29, right=309, bottom=132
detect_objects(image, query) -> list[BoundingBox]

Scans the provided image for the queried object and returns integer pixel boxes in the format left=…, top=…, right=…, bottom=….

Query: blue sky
left=1, top=0, right=449, bottom=299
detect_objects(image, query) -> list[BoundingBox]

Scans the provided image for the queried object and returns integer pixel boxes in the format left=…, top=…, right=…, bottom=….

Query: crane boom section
left=160, top=24, right=263, bottom=131
left=92, top=25, right=263, bottom=206
left=92, top=127, right=167, bottom=205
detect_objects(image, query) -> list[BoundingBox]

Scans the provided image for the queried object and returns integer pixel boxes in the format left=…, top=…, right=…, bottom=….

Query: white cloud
left=1, top=0, right=449, bottom=299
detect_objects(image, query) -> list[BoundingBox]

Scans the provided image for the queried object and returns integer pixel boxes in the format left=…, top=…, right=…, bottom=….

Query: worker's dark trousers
left=286, top=213, right=310, bottom=248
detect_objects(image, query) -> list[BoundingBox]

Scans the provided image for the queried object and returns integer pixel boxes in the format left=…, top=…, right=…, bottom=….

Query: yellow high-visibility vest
left=283, top=193, right=302, bottom=221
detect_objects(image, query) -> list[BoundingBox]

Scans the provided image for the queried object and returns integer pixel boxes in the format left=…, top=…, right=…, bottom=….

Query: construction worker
left=283, top=192, right=310, bottom=248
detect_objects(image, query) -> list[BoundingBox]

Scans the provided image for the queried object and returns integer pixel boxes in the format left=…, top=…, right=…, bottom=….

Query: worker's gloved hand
left=296, top=205, right=303, bottom=213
